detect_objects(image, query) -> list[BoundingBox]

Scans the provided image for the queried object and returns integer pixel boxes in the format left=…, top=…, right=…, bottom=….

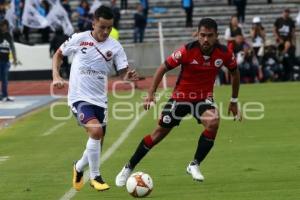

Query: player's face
left=197, top=27, right=218, bottom=53
left=92, top=17, right=113, bottom=42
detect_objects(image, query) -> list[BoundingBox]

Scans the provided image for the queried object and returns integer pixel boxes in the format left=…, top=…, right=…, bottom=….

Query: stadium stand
left=25, top=0, right=299, bottom=44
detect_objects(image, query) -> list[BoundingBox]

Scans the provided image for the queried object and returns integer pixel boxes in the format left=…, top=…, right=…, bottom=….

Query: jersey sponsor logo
left=214, top=59, right=223, bottom=68
left=190, top=59, right=199, bottom=65
left=79, top=67, right=107, bottom=77
left=80, top=41, right=94, bottom=46
left=162, top=115, right=171, bottom=124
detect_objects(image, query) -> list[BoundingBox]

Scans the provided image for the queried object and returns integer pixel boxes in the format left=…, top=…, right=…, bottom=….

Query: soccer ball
left=126, top=172, right=153, bottom=198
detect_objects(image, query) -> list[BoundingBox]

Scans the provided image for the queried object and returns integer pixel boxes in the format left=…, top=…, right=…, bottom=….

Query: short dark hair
left=94, top=5, right=114, bottom=20
left=198, top=18, right=218, bottom=32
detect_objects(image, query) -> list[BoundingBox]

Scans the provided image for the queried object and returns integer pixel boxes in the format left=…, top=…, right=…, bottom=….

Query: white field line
left=0, top=156, right=9, bottom=164
left=41, top=122, right=66, bottom=136
left=59, top=91, right=166, bottom=200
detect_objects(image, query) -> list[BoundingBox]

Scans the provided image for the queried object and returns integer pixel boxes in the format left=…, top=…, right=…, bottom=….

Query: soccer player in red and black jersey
left=116, top=18, right=241, bottom=186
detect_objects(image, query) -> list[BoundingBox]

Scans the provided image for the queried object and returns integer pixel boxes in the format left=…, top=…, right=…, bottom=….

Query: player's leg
left=115, top=126, right=173, bottom=187
left=72, top=102, right=109, bottom=191
left=116, top=99, right=189, bottom=187
left=85, top=118, right=110, bottom=191
left=187, top=102, right=219, bottom=181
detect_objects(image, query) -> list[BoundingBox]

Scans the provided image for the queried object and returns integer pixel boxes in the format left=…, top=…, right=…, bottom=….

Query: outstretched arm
left=144, top=63, right=168, bottom=110
left=228, top=68, right=242, bottom=121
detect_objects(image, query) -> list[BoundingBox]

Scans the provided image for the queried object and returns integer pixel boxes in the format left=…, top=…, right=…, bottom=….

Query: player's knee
left=88, top=127, right=104, bottom=140
left=205, top=116, right=219, bottom=132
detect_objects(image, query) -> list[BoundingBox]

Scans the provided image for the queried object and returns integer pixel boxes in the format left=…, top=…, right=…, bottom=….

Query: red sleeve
left=164, top=46, right=187, bottom=70
left=224, top=49, right=237, bottom=71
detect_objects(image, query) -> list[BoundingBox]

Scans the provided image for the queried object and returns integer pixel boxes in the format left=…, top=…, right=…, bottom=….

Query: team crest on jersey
left=214, top=59, right=223, bottom=68
left=172, top=51, right=182, bottom=61
left=106, top=50, right=113, bottom=59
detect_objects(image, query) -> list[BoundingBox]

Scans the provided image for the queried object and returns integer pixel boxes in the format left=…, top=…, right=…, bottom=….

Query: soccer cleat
left=2, top=97, right=14, bottom=102
left=186, top=162, right=205, bottom=181
left=73, top=163, right=84, bottom=191
left=115, top=165, right=132, bottom=187
left=90, top=175, right=110, bottom=191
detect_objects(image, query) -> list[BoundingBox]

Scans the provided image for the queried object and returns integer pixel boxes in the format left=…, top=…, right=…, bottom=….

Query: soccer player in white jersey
left=52, top=5, right=138, bottom=191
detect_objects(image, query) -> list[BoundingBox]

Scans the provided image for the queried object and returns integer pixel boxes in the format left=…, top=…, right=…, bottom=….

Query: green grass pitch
left=0, top=82, right=300, bottom=200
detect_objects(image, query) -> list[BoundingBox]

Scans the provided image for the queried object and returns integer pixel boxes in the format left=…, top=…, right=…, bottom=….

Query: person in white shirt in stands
left=52, top=5, right=138, bottom=192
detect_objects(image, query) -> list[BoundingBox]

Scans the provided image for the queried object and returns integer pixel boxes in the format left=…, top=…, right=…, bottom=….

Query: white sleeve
left=224, top=28, right=231, bottom=40
left=60, top=33, right=80, bottom=56
left=114, top=45, right=129, bottom=71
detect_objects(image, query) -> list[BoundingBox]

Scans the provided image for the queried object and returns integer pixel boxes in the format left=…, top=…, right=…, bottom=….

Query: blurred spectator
left=273, top=8, right=296, bottom=81
left=233, top=0, right=247, bottom=24
left=225, top=15, right=243, bottom=49
left=274, top=8, right=295, bottom=54
left=250, top=16, right=265, bottom=60
left=111, top=0, right=120, bottom=29
left=76, top=0, right=92, bottom=32
left=110, top=27, right=119, bottom=40
left=109, top=27, right=120, bottom=76
left=38, top=0, right=51, bottom=43
left=50, top=27, right=70, bottom=79
left=140, top=0, right=149, bottom=19
left=0, top=1, right=6, bottom=21
left=0, top=19, right=18, bottom=102
left=261, top=40, right=283, bottom=82
left=228, top=0, right=232, bottom=5
left=297, top=9, right=300, bottom=26
left=61, top=0, right=72, bottom=19
left=120, top=0, right=128, bottom=13
left=133, top=4, right=147, bottom=43
left=182, top=0, right=193, bottom=27
left=11, top=0, right=24, bottom=42
left=268, top=0, right=272, bottom=3
left=230, top=34, right=259, bottom=83
left=89, top=0, right=102, bottom=15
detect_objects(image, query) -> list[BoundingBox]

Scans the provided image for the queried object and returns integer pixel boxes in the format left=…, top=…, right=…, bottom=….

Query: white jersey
left=60, top=31, right=128, bottom=108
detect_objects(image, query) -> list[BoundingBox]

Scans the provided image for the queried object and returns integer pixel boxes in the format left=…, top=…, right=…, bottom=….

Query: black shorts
left=158, top=98, right=216, bottom=128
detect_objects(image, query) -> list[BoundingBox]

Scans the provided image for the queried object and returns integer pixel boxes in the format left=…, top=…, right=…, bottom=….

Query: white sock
left=75, top=150, right=88, bottom=172
left=86, top=137, right=101, bottom=179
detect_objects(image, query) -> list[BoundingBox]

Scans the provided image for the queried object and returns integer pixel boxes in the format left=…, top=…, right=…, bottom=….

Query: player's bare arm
left=228, top=68, right=242, bottom=121
left=119, top=67, right=139, bottom=82
left=52, top=49, right=65, bottom=89
left=144, top=63, right=168, bottom=110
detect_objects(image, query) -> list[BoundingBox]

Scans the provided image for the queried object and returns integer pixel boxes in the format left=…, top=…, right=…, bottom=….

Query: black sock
left=193, top=135, right=214, bottom=165
left=128, top=138, right=152, bottom=169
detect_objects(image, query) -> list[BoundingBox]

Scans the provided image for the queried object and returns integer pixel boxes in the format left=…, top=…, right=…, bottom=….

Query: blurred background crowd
left=0, top=0, right=300, bottom=85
